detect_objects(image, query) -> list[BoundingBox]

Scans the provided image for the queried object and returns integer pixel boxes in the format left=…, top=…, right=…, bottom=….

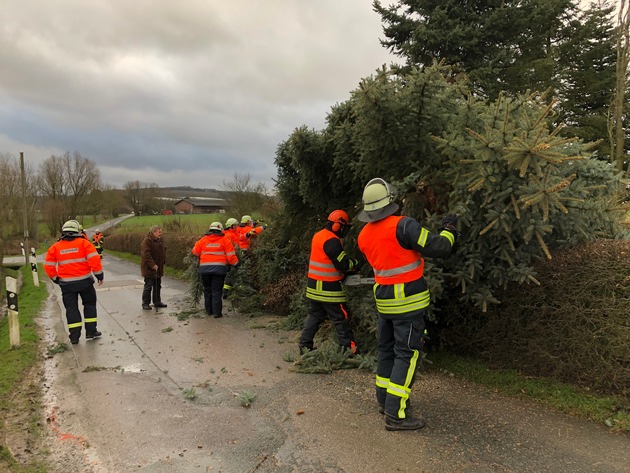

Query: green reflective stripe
left=394, top=283, right=405, bottom=299
left=404, top=349, right=419, bottom=388
left=418, top=228, right=429, bottom=247
left=440, top=229, right=455, bottom=245
left=387, top=381, right=412, bottom=418
left=84, top=318, right=97, bottom=323
left=374, top=260, right=422, bottom=278
left=67, top=322, right=82, bottom=328
left=306, top=287, right=346, bottom=303
left=223, top=284, right=233, bottom=290
left=337, top=251, right=347, bottom=262
left=375, top=375, right=389, bottom=389
left=376, top=289, right=430, bottom=313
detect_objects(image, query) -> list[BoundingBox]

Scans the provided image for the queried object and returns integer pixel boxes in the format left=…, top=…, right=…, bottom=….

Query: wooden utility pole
left=20, top=152, right=30, bottom=264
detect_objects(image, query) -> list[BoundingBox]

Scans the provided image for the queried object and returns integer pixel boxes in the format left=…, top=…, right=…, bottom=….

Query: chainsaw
left=343, top=274, right=375, bottom=286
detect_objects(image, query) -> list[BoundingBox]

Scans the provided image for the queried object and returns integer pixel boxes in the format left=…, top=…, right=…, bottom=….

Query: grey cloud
left=1, top=0, right=394, bottom=188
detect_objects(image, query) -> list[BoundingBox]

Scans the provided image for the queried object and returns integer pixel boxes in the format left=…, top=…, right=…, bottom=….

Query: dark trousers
left=61, top=283, right=98, bottom=340
left=201, top=274, right=225, bottom=316
left=376, top=314, right=425, bottom=420
left=299, top=300, right=355, bottom=350
left=142, top=277, right=162, bottom=305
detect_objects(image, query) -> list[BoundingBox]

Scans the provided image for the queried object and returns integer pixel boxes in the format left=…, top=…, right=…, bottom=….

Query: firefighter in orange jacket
left=237, top=215, right=254, bottom=253
left=298, top=210, right=361, bottom=354
left=192, top=222, right=239, bottom=317
left=222, top=217, right=240, bottom=299
left=44, top=219, right=104, bottom=345
left=357, top=178, right=458, bottom=431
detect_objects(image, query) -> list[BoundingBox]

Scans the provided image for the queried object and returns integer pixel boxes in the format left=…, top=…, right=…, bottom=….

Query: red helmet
left=328, top=210, right=349, bottom=226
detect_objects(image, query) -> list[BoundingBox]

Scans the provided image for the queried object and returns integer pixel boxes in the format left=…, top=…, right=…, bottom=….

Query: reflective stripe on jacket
left=192, top=233, right=238, bottom=275
left=44, top=237, right=103, bottom=283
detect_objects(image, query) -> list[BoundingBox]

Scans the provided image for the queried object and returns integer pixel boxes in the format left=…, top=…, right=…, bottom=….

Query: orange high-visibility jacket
left=224, top=228, right=240, bottom=249
left=307, top=229, right=345, bottom=282
left=192, top=233, right=238, bottom=275
left=237, top=224, right=253, bottom=250
left=358, top=215, right=424, bottom=285
left=44, top=237, right=103, bottom=284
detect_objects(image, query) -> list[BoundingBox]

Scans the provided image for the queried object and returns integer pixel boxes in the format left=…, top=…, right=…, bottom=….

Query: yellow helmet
left=241, top=215, right=252, bottom=224
left=357, top=178, right=399, bottom=222
left=61, top=220, right=81, bottom=234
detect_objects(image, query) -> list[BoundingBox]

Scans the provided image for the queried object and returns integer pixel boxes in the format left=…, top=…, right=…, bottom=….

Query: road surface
left=35, top=254, right=630, bottom=473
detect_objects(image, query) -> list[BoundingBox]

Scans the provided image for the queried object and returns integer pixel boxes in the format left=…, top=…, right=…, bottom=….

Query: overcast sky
left=0, top=0, right=395, bottom=191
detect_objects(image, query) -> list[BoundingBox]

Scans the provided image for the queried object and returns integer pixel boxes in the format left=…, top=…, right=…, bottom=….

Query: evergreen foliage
left=249, top=63, right=625, bottom=353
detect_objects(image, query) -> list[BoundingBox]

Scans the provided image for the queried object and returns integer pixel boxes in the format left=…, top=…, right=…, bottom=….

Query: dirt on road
left=8, top=254, right=630, bottom=473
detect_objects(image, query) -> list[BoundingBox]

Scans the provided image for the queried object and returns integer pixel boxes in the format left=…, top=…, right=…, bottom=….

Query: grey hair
left=150, top=225, right=162, bottom=233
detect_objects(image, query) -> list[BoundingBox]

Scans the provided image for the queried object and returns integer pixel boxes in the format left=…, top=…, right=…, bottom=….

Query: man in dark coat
left=140, top=225, right=167, bottom=310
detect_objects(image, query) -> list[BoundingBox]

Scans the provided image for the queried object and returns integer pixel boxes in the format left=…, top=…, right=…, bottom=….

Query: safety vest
left=358, top=215, right=424, bottom=285
left=44, top=237, right=103, bottom=283
left=358, top=215, right=430, bottom=315
left=224, top=228, right=240, bottom=249
left=307, top=229, right=344, bottom=282
left=192, top=234, right=238, bottom=270
left=237, top=224, right=253, bottom=250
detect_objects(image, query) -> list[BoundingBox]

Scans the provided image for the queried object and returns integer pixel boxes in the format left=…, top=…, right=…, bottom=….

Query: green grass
left=116, top=214, right=227, bottom=235
left=429, top=351, right=630, bottom=433
left=0, top=264, right=50, bottom=472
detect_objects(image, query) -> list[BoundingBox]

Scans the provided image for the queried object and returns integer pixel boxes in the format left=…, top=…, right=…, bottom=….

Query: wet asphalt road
left=39, top=253, right=630, bottom=473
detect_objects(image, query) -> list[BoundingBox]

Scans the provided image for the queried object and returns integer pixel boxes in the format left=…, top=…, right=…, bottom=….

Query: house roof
left=174, top=197, right=225, bottom=207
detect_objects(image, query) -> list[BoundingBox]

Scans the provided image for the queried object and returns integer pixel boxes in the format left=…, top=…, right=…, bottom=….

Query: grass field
left=115, top=213, right=228, bottom=234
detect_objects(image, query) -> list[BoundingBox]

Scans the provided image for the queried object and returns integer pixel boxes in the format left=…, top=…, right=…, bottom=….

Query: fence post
left=20, top=242, right=26, bottom=265
left=6, top=277, right=20, bottom=348
left=30, top=247, right=39, bottom=287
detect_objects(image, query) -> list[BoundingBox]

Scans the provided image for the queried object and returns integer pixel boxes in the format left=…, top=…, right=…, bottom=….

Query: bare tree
left=124, top=180, right=158, bottom=216
left=221, top=173, right=269, bottom=218
left=64, top=151, right=101, bottom=217
left=613, top=0, right=630, bottom=173
left=39, top=151, right=101, bottom=234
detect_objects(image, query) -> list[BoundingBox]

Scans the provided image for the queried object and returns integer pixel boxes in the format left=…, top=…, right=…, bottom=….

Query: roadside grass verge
left=0, top=264, right=49, bottom=472
left=429, top=351, right=630, bottom=433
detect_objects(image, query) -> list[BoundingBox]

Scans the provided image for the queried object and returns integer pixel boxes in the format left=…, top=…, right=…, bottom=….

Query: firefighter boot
left=385, top=415, right=425, bottom=431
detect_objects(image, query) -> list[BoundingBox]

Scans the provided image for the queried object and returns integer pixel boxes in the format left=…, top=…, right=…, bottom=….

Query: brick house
left=173, top=197, right=226, bottom=214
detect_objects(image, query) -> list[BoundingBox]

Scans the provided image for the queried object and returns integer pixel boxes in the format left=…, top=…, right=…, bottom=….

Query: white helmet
left=209, top=221, right=224, bottom=231
left=241, top=215, right=252, bottom=224
left=357, top=178, right=399, bottom=222
left=225, top=218, right=238, bottom=228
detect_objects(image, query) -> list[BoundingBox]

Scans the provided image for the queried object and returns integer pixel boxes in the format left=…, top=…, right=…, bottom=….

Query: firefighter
left=192, top=222, right=239, bottom=317
left=237, top=215, right=254, bottom=253
left=92, top=229, right=104, bottom=258
left=222, top=217, right=240, bottom=299
left=357, top=178, right=458, bottom=431
left=44, top=219, right=104, bottom=345
left=298, top=210, right=361, bottom=354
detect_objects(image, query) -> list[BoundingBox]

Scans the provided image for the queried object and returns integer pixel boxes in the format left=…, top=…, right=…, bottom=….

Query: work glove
left=439, top=215, right=460, bottom=246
